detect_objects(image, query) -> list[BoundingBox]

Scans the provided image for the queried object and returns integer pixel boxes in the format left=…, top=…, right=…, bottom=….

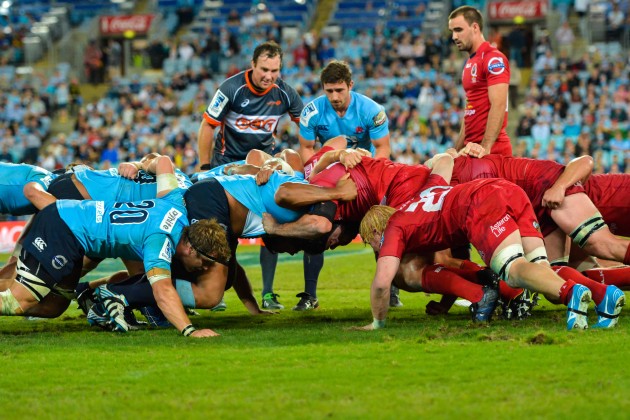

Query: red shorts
left=466, top=183, right=542, bottom=266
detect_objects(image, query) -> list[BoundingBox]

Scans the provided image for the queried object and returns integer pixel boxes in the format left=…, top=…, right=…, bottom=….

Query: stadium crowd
left=0, top=1, right=625, bottom=176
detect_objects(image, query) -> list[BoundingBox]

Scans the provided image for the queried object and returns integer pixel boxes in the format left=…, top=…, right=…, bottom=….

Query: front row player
left=356, top=154, right=625, bottom=331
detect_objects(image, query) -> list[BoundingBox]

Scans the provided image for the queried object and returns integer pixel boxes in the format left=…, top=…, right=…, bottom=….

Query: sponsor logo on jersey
left=490, top=214, right=511, bottom=238
left=355, top=126, right=364, bottom=134
left=160, top=208, right=183, bottom=233
left=33, top=237, right=47, bottom=252
left=266, top=100, right=282, bottom=106
left=533, top=221, right=541, bottom=232
left=487, top=57, right=506, bottom=75
left=300, top=102, right=318, bottom=126
left=241, top=99, right=250, bottom=107
left=235, top=117, right=276, bottom=132
left=208, top=90, right=228, bottom=118
left=373, top=110, right=387, bottom=127
left=51, top=255, right=68, bottom=270
left=159, top=238, right=173, bottom=263
left=315, top=124, right=329, bottom=132
left=96, top=201, right=105, bottom=223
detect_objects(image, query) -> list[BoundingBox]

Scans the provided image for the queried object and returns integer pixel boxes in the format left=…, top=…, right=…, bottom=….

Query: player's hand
left=445, top=148, right=459, bottom=158
left=542, top=185, right=565, bottom=209
left=335, top=173, right=357, bottom=201
left=348, top=323, right=375, bottom=331
left=256, top=167, right=275, bottom=185
left=190, top=328, right=220, bottom=338
left=355, top=148, right=372, bottom=157
left=254, top=309, right=277, bottom=315
left=118, top=162, right=139, bottom=179
left=222, top=163, right=239, bottom=175
left=339, top=149, right=363, bottom=169
left=262, top=212, right=279, bottom=234
left=460, top=143, right=487, bottom=158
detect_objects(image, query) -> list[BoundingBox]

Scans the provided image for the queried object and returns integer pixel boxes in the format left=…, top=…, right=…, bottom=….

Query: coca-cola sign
left=488, top=0, right=548, bottom=20
left=100, top=14, right=155, bottom=35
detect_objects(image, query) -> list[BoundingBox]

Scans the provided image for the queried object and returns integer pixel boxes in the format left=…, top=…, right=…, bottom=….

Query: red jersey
left=462, top=42, right=511, bottom=155
left=379, top=176, right=541, bottom=266
left=452, top=155, right=585, bottom=236
left=309, top=157, right=431, bottom=222
left=303, top=146, right=334, bottom=180
left=585, top=174, right=630, bottom=236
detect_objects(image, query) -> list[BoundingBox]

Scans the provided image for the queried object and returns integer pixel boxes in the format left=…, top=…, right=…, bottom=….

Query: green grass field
left=0, top=244, right=628, bottom=418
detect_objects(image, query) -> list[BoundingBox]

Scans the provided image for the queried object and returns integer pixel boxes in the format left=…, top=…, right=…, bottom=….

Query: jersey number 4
left=405, top=186, right=451, bottom=213
left=110, top=201, right=155, bottom=224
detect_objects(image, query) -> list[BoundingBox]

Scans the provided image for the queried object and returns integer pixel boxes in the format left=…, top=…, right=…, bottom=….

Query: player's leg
left=489, top=231, right=592, bottom=330
left=260, top=245, right=282, bottom=309
left=294, top=252, right=322, bottom=311
left=552, top=193, right=630, bottom=264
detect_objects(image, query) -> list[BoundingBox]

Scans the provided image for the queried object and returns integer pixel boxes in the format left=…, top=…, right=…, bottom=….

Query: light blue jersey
left=215, top=172, right=307, bottom=237
left=299, top=91, right=389, bottom=156
left=0, top=163, right=56, bottom=216
left=57, top=188, right=188, bottom=272
left=75, top=168, right=192, bottom=201
left=192, top=160, right=246, bottom=182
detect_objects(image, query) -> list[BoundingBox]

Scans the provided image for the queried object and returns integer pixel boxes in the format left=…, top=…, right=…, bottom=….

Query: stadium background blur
left=0, top=0, right=628, bottom=192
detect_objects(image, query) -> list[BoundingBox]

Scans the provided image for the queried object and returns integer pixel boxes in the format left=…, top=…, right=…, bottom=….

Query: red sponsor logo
left=266, top=100, right=282, bottom=106
left=488, top=0, right=548, bottom=20
left=355, top=126, right=364, bottom=134
left=235, top=117, right=276, bottom=131
left=100, top=14, right=155, bottom=35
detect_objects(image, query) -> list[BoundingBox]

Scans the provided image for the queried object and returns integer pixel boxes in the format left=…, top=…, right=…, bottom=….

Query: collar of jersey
left=245, top=69, right=275, bottom=96
left=469, top=41, right=490, bottom=59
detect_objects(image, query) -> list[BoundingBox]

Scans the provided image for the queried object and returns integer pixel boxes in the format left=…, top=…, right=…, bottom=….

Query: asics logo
left=33, top=237, right=47, bottom=252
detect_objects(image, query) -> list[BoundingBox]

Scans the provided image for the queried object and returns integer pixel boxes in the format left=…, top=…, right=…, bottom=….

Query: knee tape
left=175, top=279, right=196, bottom=309
left=569, top=212, right=606, bottom=248
left=525, top=247, right=548, bottom=264
left=157, top=173, right=179, bottom=196
left=550, top=256, right=569, bottom=266
left=490, top=244, right=525, bottom=282
left=0, top=289, right=23, bottom=315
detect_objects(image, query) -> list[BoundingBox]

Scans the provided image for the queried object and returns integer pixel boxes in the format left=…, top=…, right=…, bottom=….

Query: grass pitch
left=0, top=244, right=628, bottom=418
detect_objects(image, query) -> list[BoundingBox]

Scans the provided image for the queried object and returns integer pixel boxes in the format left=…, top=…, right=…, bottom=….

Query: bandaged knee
left=490, top=244, right=525, bottom=282
left=550, top=256, right=569, bottom=266
left=0, top=289, right=23, bottom=315
left=569, top=212, right=606, bottom=248
left=525, top=247, right=548, bottom=264
left=157, top=173, right=179, bottom=196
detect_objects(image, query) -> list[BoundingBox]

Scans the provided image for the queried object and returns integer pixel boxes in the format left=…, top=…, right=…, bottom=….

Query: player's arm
left=275, top=175, right=357, bottom=209
left=231, top=262, right=274, bottom=315
left=353, top=256, right=400, bottom=331
left=372, top=134, right=391, bottom=159
left=149, top=271, right=219, bottom=337
left=428, top=153, right=455, bottom=184
left=454, top=118, right=466, bottom=151
left=197, top=119, right=217, bottom=169
left=298, top=135, right=316, bottom=163
left=311, top=148, right=369, bottom=176
left=542, top=155, right=594, bottom=209
left=262, top=212, right=333, bottom=238
left=480, top=82, right=509, bottom=155
left=142, top=155, right=177, bottom=198
left=23, top=181, right=56, bottom=210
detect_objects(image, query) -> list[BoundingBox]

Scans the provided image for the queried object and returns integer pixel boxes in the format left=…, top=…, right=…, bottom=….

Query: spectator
left=84, top=40, right=104, bottom=84
left=555, top=21, right=575, bottom=57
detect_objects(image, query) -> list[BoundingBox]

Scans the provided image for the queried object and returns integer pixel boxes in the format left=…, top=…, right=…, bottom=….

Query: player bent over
left=356, top=154, right=625, bottom=331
